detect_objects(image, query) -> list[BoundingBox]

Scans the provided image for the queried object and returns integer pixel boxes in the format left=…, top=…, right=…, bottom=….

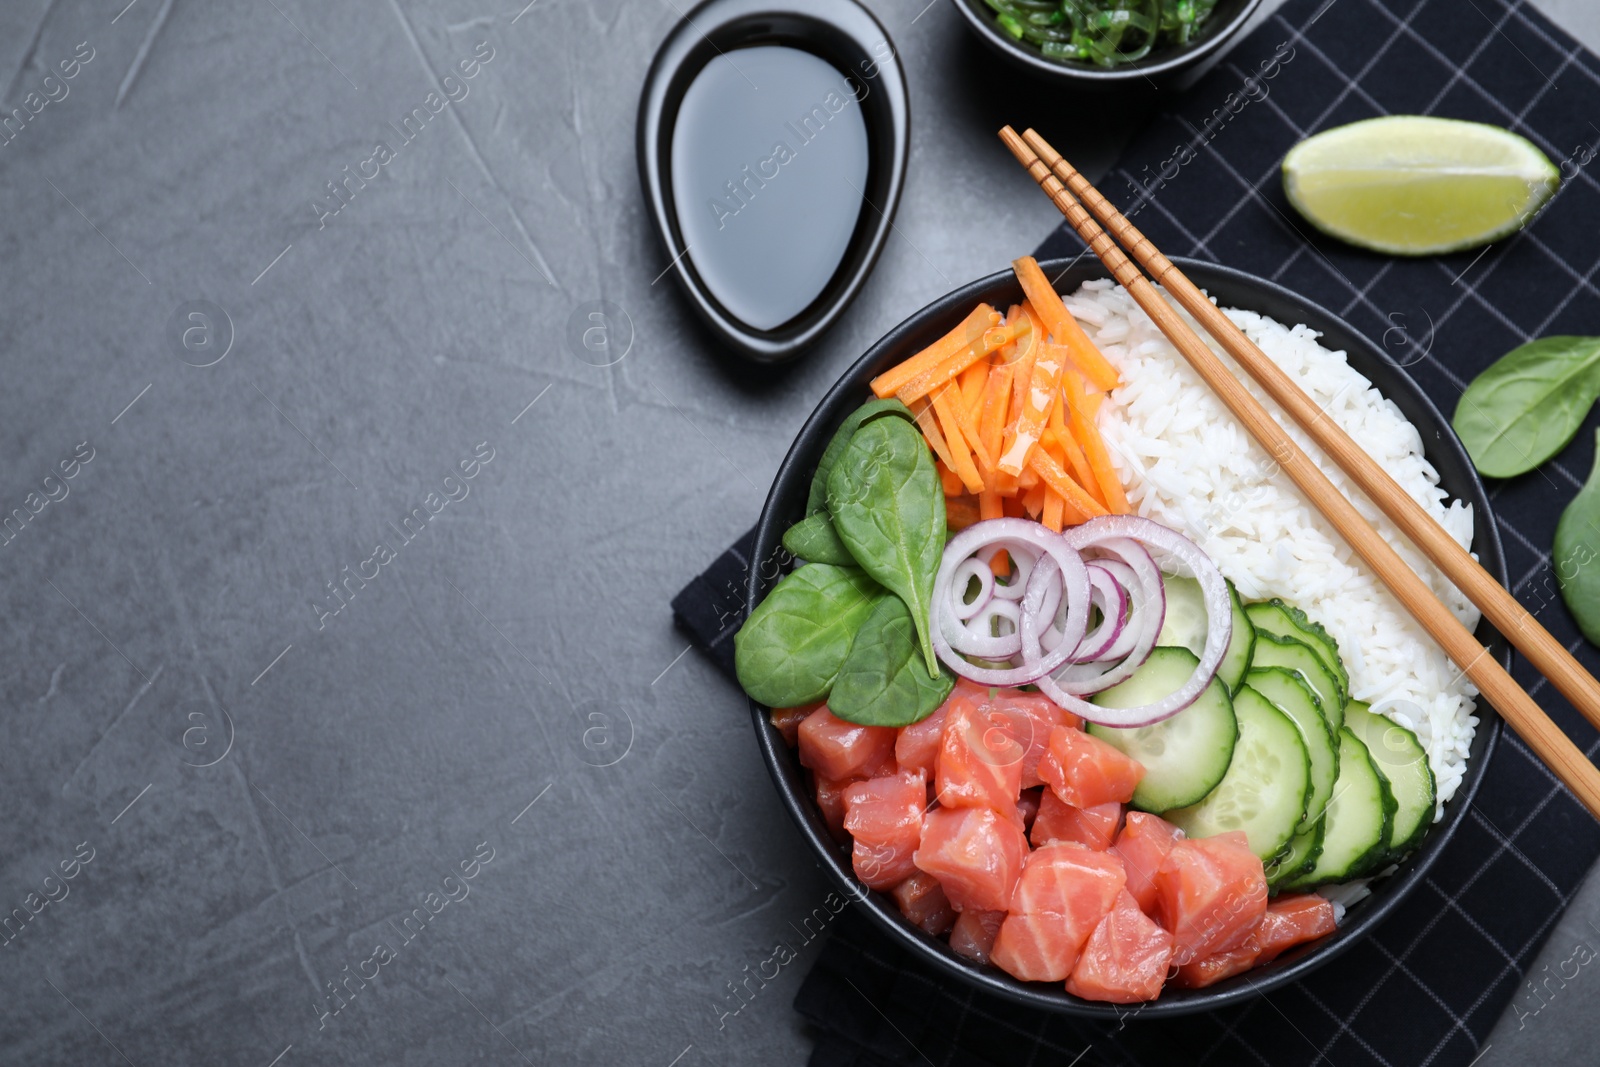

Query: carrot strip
left=1048, top=382, right=1105, bottom=508
left=910, top=399, right=959, bottom=474
left=935, top=380, right=995, bottom=475
left=932, top=387, right=985, bottom=494
left=1022, top=482, right=1047, bottom=518
left=871, top=304, right=1000, bottom=398
left=997, top=330, right=1069, bottom=477
left=977, top=490, right=1009, bottom=575
left=1028, top=448, right=1110, bottom=519
left=936, top=461, right=963, bottom=497
left=946, top=496, right=982, bottom=531
left=1063, top=369, right=1130, bottom=514
left=959, top=360, right=988, bottom=423
left=1002, top=494, right=1026, bottom=518
left=1012, top=256, right=1120, bottom=392
left=895, top=319, right=1026, bottom=404
left=1042, top=489, right=1065, bottom=533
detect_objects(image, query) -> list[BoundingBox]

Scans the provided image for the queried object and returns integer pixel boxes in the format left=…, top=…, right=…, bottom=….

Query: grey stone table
left=0, top=1, right=1595, bottom=1065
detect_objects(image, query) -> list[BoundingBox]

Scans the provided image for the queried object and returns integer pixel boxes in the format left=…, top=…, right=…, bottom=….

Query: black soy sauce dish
left=637, top=0, right=909, bottom=363
left=744, top=258, right=1507, bottom=1017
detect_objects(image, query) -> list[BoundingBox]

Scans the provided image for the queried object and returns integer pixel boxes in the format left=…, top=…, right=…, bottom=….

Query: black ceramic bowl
left=745, top=258, right=1506, bottom=1017
left=949, top=0, right=1264, bottom=90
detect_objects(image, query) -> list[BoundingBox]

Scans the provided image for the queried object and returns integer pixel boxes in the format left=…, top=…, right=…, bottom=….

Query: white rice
left=1069, top=280, right=1481, bottom=817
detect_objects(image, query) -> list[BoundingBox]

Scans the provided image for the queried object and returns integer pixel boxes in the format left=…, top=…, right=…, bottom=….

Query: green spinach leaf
left=826, top=416, right=946, bottom=676
left=1453, top=336, right=1600, bottom=478
left=782, top=513, right=856, bottom=567
left=807, top=398, right=917, bottom=516
left=734, top=564, right=884, bottom=707
left=1555, top=430, right=1600, bottom=645
left=829, top=595, right=955, bottom=726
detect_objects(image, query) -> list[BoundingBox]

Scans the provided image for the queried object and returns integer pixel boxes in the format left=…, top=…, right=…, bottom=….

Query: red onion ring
left=1036, top=516, right=1232, bottom=727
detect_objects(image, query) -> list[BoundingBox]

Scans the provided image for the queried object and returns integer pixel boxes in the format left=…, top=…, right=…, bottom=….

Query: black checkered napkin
left=800, top=0, right=1600, bottom=1063
left=676, top=1, right=1600, bottom=1063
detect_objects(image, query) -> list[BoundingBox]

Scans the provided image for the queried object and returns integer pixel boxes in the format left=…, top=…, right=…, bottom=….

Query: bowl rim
left=743, top=256, right=1507, bottom=1018
left=946, top=0, right=1266, bottom=83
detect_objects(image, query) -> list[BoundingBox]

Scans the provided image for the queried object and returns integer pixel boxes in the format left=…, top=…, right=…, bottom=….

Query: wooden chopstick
left=999, top=125, right=1600, bottom=821
left=1018, top=127, right=1600, bottom=741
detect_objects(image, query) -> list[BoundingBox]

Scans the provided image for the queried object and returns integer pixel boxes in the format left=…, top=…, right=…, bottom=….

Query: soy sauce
left=670, top=46, right=869, bottom=332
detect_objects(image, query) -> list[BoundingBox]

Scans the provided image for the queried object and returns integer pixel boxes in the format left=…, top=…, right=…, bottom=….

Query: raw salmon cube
left=1111, top=812, right=1185, bottom=914
left=770, top=704, right=819, bottom=747
left=1173, top=894, right=1336, bottom=988
left=844, top=771, right=927, bottom=890
left=799, top=707, right=897, bottom=782
left=914, top=806, right=1028, bottom=913
left=1153, top=831, right=1267, bottom=965
left=1032, top=791, right=1122, bottom=851
left=1017, top=787, right=1043, bottom=833
left=814, top=775, right=855, bottom=843
left=895, top=701, right=950, bottom=779
left=1255, top=893, right=1338, bottom=964
left=986, top=689, right=1075, bottom=788
left=1172, top=943, right=1260, bottom=989
left=891, top=871, right=956, bottom=936
left=937, top=700, right=1024, bottom=815
left=1066, top=889, right=1174, bottom=1003
left=1038, top=726, right=1145, bottom=808
left=990, top=844, right=1125, bottom=982
left=949, top=908, right=1007, bottom=965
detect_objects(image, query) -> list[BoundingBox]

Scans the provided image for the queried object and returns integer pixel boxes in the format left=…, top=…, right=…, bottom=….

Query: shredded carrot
left=958, top=359, right=988, bottom=423
left=1042, top=489, right=1065, bottom=532
left=998, top=333, right=1068, bottom=477
left=1002, top=494, right=1026, bottom=518
left=935, top=379, right=995, bottom=476
left=936, top=461, right=963, bottom=497
left=932, top=386, right=985, bottom=494
left=910, top=398, right=959, bottom=474
left=1028, top=447, right=1110, bottom=519
left=946, top=496, right=982, bottom=530
left=1047, top=383, right=1105, bottom=508
left=978, top=489, right=1009, bottom=574
left=1022, top=482, right=1047, bottom=518
left=871, top=304, right=1000, bottom=398
left=895, top=319, right=1026, bottom=404
left=1012, top=256, right=1120, bottom=392
left=1063, top=368, right=1130, bottom=514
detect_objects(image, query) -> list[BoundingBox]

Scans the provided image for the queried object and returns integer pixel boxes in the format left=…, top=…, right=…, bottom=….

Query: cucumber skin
left=1248, top=631, right=1344, bottom=733
left=1267, top=818, right=1324, bottom=892
left=1345, top=700, right=1436, bottom=861
left=1283, top=728, right=1396, bottom=890
left=1164, top=685, right=1311, bottom=863
left=1244, top=598, right=1349, bottom=706
left=1246, top=667, right=1339, bottom=837
left=1219, top=581, right=1256, bottom=694
left=1087, top=648, right=1239, bottom=813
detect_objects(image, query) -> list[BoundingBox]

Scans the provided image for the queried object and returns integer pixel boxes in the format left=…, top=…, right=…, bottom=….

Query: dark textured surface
left=1, top=1, right=1597, bottom=1065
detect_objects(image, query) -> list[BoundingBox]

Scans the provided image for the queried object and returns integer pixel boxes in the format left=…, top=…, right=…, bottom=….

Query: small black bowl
left=744, top=258, right=1506, bottom=1017
left=637, top=0, right=910, bottom=363
left=949, top=0, right=1264, bottom=90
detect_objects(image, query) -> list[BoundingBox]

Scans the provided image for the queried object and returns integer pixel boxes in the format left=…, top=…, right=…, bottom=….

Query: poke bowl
left=740, top=257, right=1506, bottom=1017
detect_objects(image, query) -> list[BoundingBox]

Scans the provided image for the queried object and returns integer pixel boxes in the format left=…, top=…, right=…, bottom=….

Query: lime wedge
left=1282, top=115, right=1560, bottom=256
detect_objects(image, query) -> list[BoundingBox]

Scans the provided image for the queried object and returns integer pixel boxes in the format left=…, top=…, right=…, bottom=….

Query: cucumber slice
left=1164, top=684, right=1311, bottom=862
left=1156, top=576, right=1256, bottom=693
left=1088, top=647, right=1238, bottom=812
left=1345, top=701, right=1436, bottom=858
left=1247, top=632, right=1344, bottom=733
left=1267, top=818, right=1324, bottom=891
left=1244, top=599, right=1350, bottom=706
left=1246, top=668, right=1339, bottom=834
left=1282, top=728, right=1396, bottom=889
